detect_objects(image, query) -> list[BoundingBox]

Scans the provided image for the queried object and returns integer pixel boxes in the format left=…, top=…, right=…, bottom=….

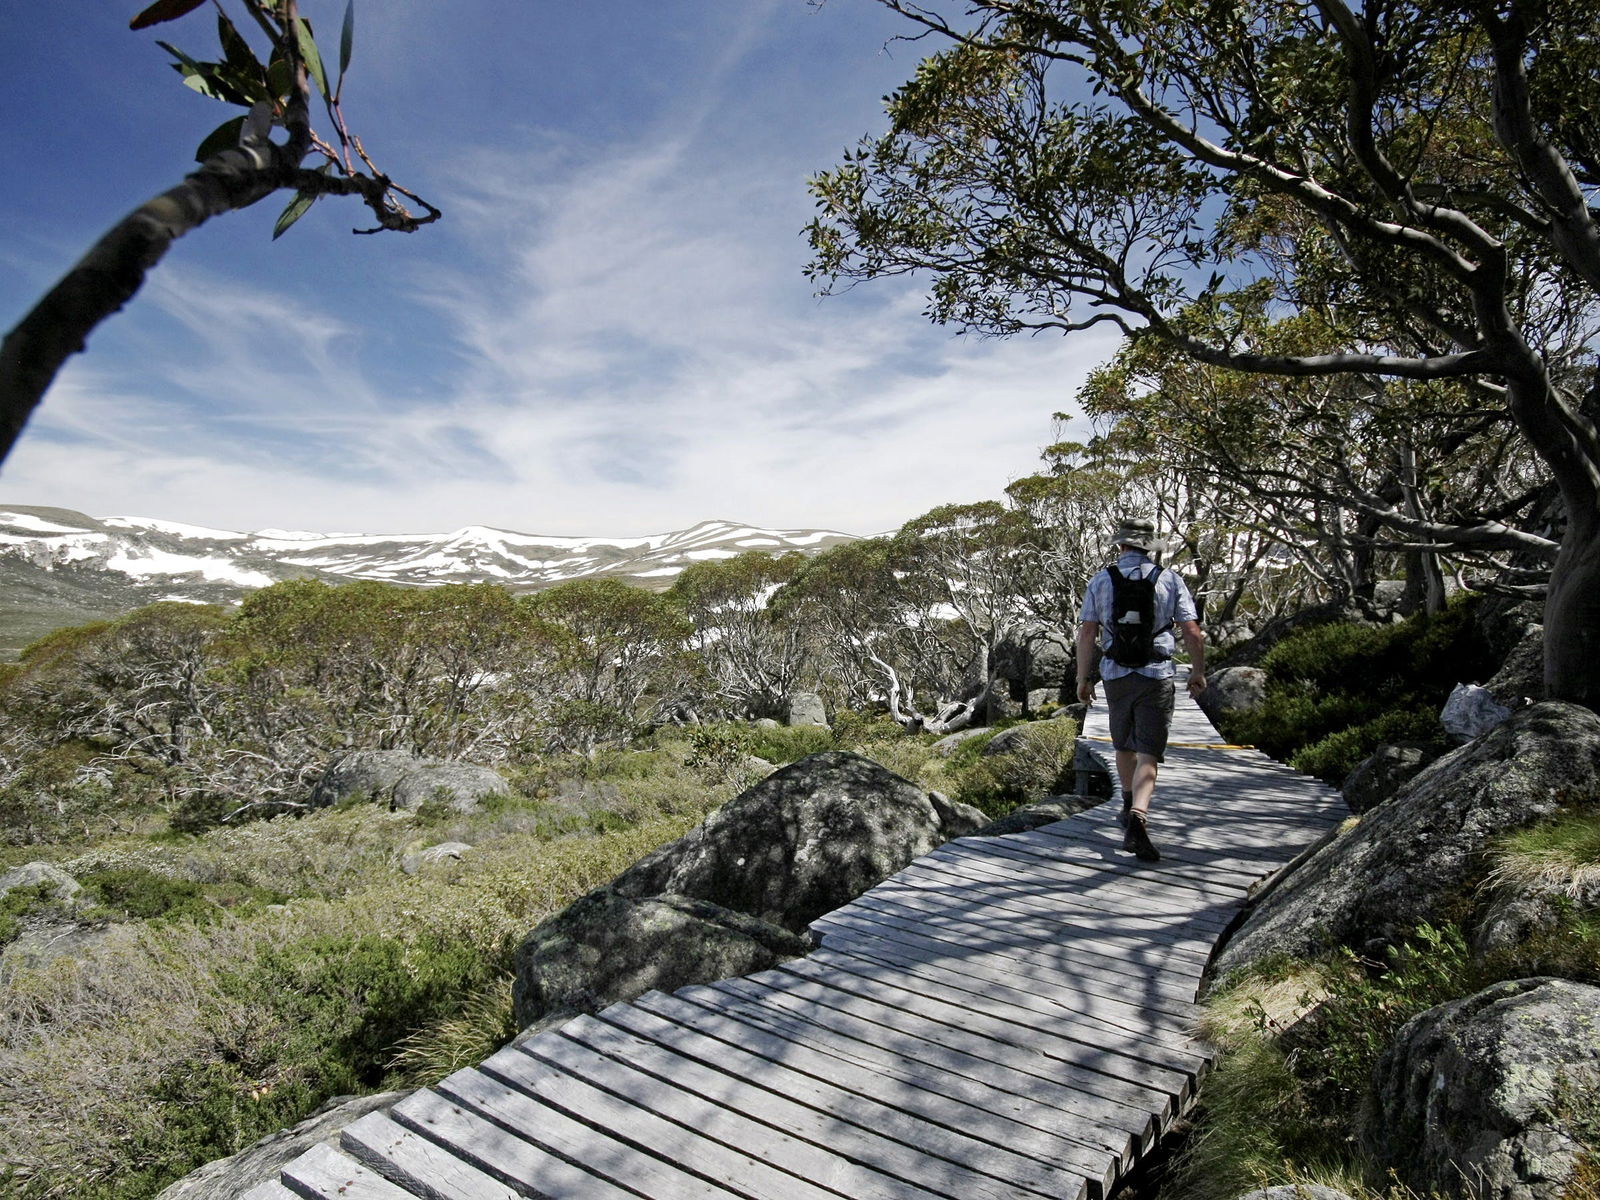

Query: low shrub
left=1223, top=597, right=1490, bottom=781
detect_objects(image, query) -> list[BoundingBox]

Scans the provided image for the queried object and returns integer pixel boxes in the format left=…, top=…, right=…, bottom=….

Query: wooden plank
left=280, top=1143, right=418, bottom=1200
left=441, top=1051, right=781, bottom=1200
left=807, top=944, right=1214, bottom=1081
left=1024, top=821, right=1299, bottom=876
left=681, top=978, right=1152, bottom=1164
left=924, top=839, right=1245, bottom=918
left=859, top=875, right=1216, bottom=967
left=717, top=971, right=1174, bottom=1143
left=552, top=1009, right=1081, bottom=1200
left=773, top=956, right=1196, bottom=1110
left=816, top=896, right=1208, bottom=1004
left=834, top=894, right=1210, bottom=997
left=509, top=1028, right=956, bottom=1200
left=808, top=921, right=1201, bottom=1044
left=889, top=856, right=1233, bottom=936
left=392, top=1080, right=694, bottom=1200
left=893, top=855, right=1231, bottom=940
left=239, top=1182, right=299, bottom=1200
left=637, top=989, right=1131, bottom=1174
left=978, top=832, right=1255, bottom=898
left=810, top=906, right=1203, bottom=1022
left=340, top=1111, right=521, bottom=1200
left=888, top=850, right=1238, bottom=933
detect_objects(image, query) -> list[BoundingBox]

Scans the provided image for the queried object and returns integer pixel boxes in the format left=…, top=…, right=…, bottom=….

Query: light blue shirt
left=1079, top=552, right=1198, bottom=681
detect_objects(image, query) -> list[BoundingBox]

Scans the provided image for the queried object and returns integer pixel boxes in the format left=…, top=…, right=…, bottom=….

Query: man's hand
left=1186, top=672, right=1207, bottom=697
left=1077, top=678, right=1096, bottom=705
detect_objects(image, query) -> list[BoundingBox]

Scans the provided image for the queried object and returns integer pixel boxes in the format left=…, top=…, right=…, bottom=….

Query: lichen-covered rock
left=1199, top=665, right=1269, bottom=722
left=1341, top=742, right=1440, bottom=814
left=1442, top=683, right=1513, bottom=743
left=785, top=691, right=829, bottom=727
left=511, top=890, right=809, bottom=1032
left=927, top=790, right=988, bottom=838
left=1471, top=870, right=1600, bottom=957
left=311, top=750, right=506, bottom=813
left=1366, top=978, right=1600, bottom=1200
left=0, top=862, right=80, bottom=904
left=390, top=763, right=507, bottom=812
left=400, top=841, right=473, bottom=875
left=154, top=1091, right=409, bottom=1198
left=610, top=751, right=967, bottom=932
left=931, top=727, right=991, bottom=756
left=1214, top=703, right=1600, bottom=975
left=310, top=749, right=421, bottom=806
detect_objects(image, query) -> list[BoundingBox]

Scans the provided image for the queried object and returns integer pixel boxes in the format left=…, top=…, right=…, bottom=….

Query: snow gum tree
left=810, top=0, right=1600, bottom=707
left=0, top=0, right=438, bottom=462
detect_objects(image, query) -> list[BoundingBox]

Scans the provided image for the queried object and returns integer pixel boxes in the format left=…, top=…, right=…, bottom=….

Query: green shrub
left=743, top=723, right=837, bottom=764
left=1223, top=597, right=1489, bottom=781
left=78, top=867, right=215, bottom=924
left=1289, top=706, right=1443, bottom=781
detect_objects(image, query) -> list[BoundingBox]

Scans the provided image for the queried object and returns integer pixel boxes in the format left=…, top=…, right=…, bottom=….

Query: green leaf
left=267, top=54, right=292, bottom=100
left=272, top=189, right=318, bottom=240
left=339, top=0, right=355, bottom=80
left=194, top=114, right=246, bottom=162
left=294, top=18, right=329, bottom=101
left=129, top=0, right=206, bottom=31
left=216, top=10, right=264, bottom=88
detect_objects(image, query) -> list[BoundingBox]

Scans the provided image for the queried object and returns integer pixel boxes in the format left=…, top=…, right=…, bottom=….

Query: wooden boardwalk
left=248, top=682, right=1346, bottom=1200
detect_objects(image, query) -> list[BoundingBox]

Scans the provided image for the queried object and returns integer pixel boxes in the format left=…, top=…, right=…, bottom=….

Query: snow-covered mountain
left=0, top=505, right=858, bottom=658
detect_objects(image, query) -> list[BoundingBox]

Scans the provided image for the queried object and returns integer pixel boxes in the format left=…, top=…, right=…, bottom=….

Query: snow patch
left=0, top=512, right=92, bottom=535
left=105, top=549, right=275, bottom=587
left=105, top=515, right=248, bottom=541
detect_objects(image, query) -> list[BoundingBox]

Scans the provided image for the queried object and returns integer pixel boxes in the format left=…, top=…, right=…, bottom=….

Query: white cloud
left=1, top=2, right=1123, bottom=539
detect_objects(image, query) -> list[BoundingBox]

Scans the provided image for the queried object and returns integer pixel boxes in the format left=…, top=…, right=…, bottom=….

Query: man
left=1075, top=516, right=1207, bottom=862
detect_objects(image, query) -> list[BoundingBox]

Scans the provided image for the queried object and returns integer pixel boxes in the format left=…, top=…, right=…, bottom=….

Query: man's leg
left=1115, top=749, right=1160, bottom=816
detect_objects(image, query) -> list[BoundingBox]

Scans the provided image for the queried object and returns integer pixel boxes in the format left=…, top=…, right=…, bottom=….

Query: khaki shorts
left=1104, top=673, right=1176, bottom=761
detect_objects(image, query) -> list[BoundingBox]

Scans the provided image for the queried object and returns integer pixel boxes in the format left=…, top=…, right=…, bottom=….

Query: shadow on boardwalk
left=253, top=687, right=1347, bottom=1200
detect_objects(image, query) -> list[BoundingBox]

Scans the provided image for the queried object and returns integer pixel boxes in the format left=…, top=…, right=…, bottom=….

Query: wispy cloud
left=0, top=2, right=1118, bottom=538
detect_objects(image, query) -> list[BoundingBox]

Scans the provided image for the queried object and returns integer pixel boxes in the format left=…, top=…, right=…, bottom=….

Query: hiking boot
left=1118, top=795, right=1132, bottom=826
left=1123, top=811, right=1161, bottom=862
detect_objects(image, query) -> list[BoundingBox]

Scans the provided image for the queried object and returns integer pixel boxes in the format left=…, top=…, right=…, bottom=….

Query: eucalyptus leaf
left=272, top=189, right=317, bottom=240
left=129, top=0, right=206, bottom=31
left=194, top=115, right=246, bottom=163
left=216, top=11, right=264, bottom=87
left=339, top=0, right=355, bottom=81
left=293, top=18, right=330, bottom=101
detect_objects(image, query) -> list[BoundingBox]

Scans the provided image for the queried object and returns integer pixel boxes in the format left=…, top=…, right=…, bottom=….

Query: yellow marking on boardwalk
left=1079, top=734, right=1257, bottom=751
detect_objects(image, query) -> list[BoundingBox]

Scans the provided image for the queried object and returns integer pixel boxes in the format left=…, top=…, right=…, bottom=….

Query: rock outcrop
left=610, top=751, right=984, bottom=932
left=1340, top=742, right=1441, bottom=814
left=785, top=691, right=829, bottom=727
left=510, top=890, right=811, bottom=1033
left=0, top=862, right=80, bottom=904
left=1367, top=978, right=1600, bottom=1200
left=154, top=1091, right=409, bottom=1199
left=1214, top=702, right=1600, bottom=976
left=1199, top=665, right=1269, bottom=723
left=311, top=749, right=507, bottom=813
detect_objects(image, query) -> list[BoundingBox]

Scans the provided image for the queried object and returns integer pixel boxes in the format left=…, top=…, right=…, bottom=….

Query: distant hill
left=0, top=506, right=858, bottom=659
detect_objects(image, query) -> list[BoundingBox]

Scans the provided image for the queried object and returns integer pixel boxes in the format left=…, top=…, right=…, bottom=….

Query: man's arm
left=1180, top=619, right=1207, bottom=695
left=1076, top=621, right=1101, bottom=704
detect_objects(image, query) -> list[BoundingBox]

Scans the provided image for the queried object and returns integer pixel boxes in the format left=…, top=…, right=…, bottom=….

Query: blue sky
left=0, top=0, right=1113, bottom=537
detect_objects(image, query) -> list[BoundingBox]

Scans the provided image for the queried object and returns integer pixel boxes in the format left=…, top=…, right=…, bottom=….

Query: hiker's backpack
left=1105, top=566, right=1172, bottom=668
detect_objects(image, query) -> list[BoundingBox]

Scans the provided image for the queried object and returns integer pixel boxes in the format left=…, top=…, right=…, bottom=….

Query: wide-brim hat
left=1110, top=516, right=1162, bottom=554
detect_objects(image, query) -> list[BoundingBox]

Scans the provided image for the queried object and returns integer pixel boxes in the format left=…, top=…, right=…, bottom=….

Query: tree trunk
left=1543, top=507, right=1600, bottom=707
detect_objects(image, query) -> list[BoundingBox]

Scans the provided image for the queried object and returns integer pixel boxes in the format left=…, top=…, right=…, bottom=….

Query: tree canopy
left=809, top=0, right=1600, bottom=705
